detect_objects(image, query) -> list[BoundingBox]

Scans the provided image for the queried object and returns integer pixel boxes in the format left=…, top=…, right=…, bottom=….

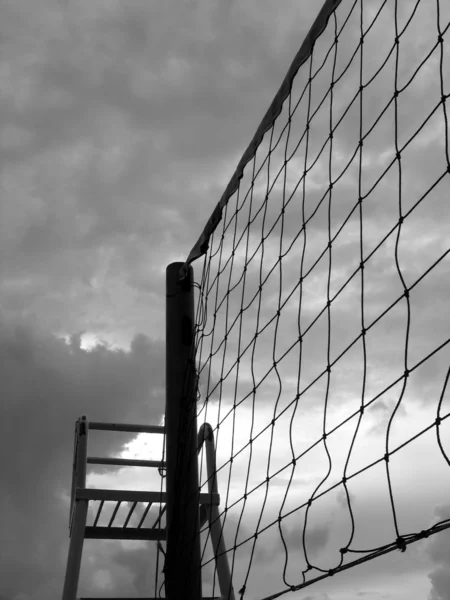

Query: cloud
left=336, top=487, right=356, bottom=510
left=282, top=522, right=330, bottom=556
left=0, top=0, right=323, bottom=348
left=0, top=1, right=322, bottom=597
left=429, top=569, right=450, bottom=600
left=76, top=540, right=162, bottom=599
left=0, top=315, right=165, bottom=600
left=427, top=504, right=450, bottom=600
left=1, top=1, right=449, bottom=599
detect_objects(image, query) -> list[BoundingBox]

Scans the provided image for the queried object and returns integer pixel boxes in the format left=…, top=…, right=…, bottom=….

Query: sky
left=0, top=1, right=449, bottom=600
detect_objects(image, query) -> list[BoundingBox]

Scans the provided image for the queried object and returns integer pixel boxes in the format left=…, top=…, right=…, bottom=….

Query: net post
left=165, top=262, right=202, bottom=600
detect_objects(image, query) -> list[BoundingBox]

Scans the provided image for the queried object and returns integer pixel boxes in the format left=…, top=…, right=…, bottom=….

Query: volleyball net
left=180, top=0, right=450, bottom=598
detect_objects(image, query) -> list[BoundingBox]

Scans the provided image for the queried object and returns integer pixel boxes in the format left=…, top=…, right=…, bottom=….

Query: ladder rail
left=63, top=416, right=89, bottom=600
left=198, top=423, right=236, bottom=600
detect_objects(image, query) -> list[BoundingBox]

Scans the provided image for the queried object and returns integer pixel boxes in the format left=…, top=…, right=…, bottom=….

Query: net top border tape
left=180, top=0, right=343, bottom=280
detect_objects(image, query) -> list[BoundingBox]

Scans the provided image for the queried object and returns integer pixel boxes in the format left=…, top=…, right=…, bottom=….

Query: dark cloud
left=0, top=315, right=165, bottom=599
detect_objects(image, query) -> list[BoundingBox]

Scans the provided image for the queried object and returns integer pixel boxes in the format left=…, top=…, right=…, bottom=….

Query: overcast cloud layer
left=0, top=1, right=449, bottom=600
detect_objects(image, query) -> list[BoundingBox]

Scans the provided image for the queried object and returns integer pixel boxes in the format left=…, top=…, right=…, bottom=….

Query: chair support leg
left=62, top=499, right=88, bottom=600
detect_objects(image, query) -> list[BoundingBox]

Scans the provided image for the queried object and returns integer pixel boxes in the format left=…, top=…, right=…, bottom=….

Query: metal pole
left=62, top=416, right=89, bottom=600
left=165, top=263, right=202, bottom=600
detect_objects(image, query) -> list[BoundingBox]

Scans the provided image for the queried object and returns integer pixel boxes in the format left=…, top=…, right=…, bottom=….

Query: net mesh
left=181, top=0, right=450, bottom=598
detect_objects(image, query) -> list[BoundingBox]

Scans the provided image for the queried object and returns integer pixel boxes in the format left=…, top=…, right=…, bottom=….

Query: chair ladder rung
left=123, top=501, right=138, bottom=527
left=136, top=501, right=152, bottom=528
left=92, top=500, right=104, bottom=527
left=87, top=457, right=166, bottom=468
left=88, top=421, right=165, bottom=434
left=107, top=501, right=121, bottom=527
left=84, top=526, right=166, bottom=541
